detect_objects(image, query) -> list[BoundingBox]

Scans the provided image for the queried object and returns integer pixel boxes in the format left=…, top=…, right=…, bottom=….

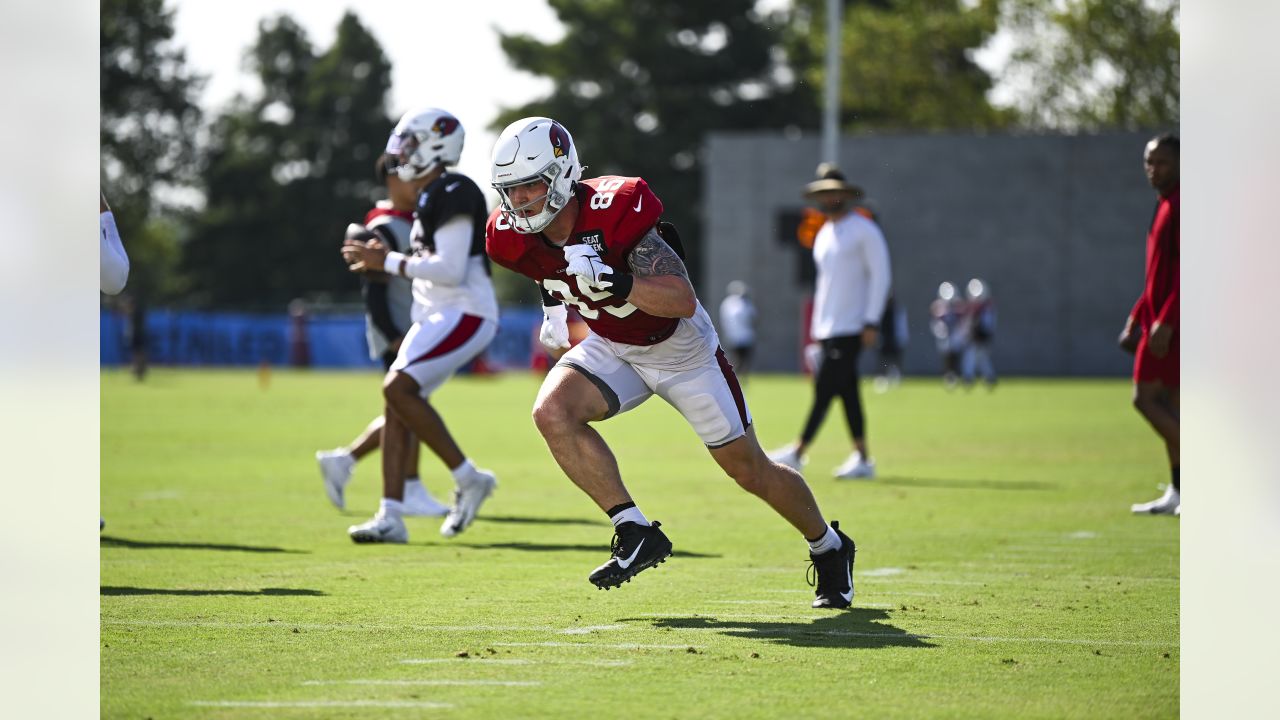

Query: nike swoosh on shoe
left=616, top=539, right=645, bottom=569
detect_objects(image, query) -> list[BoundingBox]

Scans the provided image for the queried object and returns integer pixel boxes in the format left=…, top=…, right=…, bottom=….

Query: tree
left=494, top=0, right=809, bottom=284
left=183, top=12, right=394, bottom=308
left=1000, top=0, right=1179, bottom=130
left=783, top=0, right=1010, bottom=131
left=100, top=0, right=204, bottom=301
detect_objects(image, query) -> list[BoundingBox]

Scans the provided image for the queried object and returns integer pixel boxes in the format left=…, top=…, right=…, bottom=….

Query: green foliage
left=784, top=0, right=1011, bottom=130
left=100, top=0, right=204, bottom=302
left=494, top=0, right=810, bottom=285
left=101, top=373, right=1179, bottom=718
left=1002, top=0, right=1180, bottom=130
left=182, top=13, right=393, bottom=309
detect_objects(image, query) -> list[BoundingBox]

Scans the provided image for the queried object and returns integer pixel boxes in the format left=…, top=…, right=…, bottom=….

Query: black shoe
left=588, top=521, right=673, bottom=590
left=808, top=520, right=855, bottom=609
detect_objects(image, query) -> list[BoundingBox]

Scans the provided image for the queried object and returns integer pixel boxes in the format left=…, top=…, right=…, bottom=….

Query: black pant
left=800, top=335, right=865, bottom=444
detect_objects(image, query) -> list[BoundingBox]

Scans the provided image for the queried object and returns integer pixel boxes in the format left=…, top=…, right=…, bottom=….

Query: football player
left=314, top=152, right=451, bottom=520
left=486, top=117, right=856, bottom=609
left=1122, top=134, right=1180, bottom=516
left=341, top=108, right=500, bottom=543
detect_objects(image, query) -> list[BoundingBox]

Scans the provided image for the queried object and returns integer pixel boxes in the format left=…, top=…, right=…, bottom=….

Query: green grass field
left=101, top=370, right=1178, bottom=718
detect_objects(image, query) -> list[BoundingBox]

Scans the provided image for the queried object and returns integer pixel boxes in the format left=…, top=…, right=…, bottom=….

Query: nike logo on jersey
left=633, top=196, right=643, bottom=212
left=446, top=182, right=461, bottom=192
left=616, top=539, right=645, bottom=569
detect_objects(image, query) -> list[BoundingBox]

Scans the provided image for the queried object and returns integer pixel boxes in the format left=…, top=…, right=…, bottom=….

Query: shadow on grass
left=101, top=586, right=326, bottom=597
left=619, top=609, right=934, bottom=649
left=449, top=541, right=719, bottom=559
left=875, top=476, right=1056, bottom=492
left=100, top=536, right=307, bottom=554
left=479, top=515, right=609, bottom=527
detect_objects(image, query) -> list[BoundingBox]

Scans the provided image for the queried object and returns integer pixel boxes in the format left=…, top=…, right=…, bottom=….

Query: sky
left=169, top=0, right=1014, bottom=190
left=171, top=0, right=566, bottom=189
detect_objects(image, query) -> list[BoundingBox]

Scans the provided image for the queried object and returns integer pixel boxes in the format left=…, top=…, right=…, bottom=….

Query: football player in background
left=718, top=280, right=757, bottom=381
left=960, top=278, right=997, bottom=388
left=486, top=117, right=856, bottom=609
left=1121, top=134, right=1180, bottom=516
left=341, top=108, right=500, bottom=543
left=315, top=152, right=450, bottom=519
left=930, top=281, right=967, bottom=388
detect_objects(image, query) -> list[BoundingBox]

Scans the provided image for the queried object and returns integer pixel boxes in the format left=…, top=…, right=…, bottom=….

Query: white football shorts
left=390, top=308, right=497, bottom=397
left=554, top=303, right=752, bottom=448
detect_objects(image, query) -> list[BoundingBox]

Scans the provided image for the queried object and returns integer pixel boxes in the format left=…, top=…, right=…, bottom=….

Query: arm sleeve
left=100, top=211, right=130, bottom=295
left=384, top=215, right=472, bottom=286
left=860, top=224, right=892, bottom=326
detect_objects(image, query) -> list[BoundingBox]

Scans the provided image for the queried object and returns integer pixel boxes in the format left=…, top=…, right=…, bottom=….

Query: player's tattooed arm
left=628, top=227, right=689, bottom=280
left=621, top=227, right=696, bottom=318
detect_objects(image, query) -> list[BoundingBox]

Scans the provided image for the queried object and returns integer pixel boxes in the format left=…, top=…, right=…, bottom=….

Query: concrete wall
left=701, top=131, right=1158, bottom=376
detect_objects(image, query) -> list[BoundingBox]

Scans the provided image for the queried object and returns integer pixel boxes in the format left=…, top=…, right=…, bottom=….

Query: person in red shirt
left=486, top=117, right=856, bottom=609
left=1120, top=134, right=1180, bottom=516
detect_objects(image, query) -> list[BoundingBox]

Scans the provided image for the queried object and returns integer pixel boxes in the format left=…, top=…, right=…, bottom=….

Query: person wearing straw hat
left=770, top=163, right=892, bottom=479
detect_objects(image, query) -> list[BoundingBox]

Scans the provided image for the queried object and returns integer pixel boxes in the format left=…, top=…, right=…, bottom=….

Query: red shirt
left=487, top=176, right=678, bottom=345
left=1131, top=187, right=1180, bottom=331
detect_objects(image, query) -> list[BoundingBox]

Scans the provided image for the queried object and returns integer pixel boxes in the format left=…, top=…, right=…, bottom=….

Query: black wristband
left=604, top=271, right=634, bottom=301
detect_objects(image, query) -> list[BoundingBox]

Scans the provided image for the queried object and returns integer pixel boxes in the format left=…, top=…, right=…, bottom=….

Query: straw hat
left=803, top=162, right=864, bottom=199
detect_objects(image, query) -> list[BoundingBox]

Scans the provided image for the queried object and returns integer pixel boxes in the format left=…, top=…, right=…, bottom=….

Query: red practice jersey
left=487, top=176, right=678, bottom=345
left=1131, top=187, right=1180, bottom=331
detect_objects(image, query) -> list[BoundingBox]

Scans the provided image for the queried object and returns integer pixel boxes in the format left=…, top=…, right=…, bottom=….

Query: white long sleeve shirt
left=810, top=211, right=891, bottom=341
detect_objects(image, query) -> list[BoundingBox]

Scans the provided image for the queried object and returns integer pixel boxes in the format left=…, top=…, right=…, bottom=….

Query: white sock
left=610, top=506, right=650, bottom=527
left=405, top=477, right=422, bottom=488
left=450, top=459, right=476, bottom=483
left=808, top=525, right=841, bottom=555
left=379, top=498, right=405, bottom=518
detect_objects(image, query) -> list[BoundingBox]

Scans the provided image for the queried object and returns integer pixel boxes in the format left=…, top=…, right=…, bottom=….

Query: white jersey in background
left=381, top=170, right=497, bottom=324
left=719, top=294, right=756, bottom=347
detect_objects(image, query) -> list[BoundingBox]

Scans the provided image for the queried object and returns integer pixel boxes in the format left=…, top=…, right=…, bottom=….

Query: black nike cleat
left=808, top=520, right=856, bottom=609
left=588, top=521, right=673, bottom=590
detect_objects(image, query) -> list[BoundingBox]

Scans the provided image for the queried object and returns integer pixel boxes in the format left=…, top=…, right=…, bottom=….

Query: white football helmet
left=491, top=117, right=582, bottom=234
left=384, top=107, right=465, bottom=181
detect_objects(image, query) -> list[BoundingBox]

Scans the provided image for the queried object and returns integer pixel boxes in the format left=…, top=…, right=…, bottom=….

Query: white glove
left=563, top=243, right=614, bottom=288
left=539, top=303, right=571, bottom=351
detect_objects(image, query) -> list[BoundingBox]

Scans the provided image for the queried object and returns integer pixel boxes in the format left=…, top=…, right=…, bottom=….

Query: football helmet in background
left=491, top=116, right=582, bottom=234
left=385, top=107, right=465, bottom=181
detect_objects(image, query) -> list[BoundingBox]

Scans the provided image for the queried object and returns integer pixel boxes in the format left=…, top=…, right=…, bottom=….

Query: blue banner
left=100, top=306, right=542, bottom=370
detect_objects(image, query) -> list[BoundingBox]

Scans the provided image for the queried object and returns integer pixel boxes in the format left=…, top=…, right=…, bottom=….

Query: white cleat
left=316, top=449, right=355, bottom=510
left=768, top=445, right=807, bottom=472
left=440, top=469, right=497, bottom=538
left=404, top=482, right=450, bottom=517
left=348, top=510, right=408, bottom=544
left=834, top=452, right=876, bottom=480
left=1131, top=485, right=1180, bottom=516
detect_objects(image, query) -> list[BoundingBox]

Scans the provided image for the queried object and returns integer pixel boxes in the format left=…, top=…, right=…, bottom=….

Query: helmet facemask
left=494, top=161, right=573, bottom=234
